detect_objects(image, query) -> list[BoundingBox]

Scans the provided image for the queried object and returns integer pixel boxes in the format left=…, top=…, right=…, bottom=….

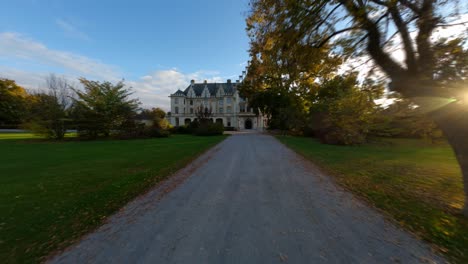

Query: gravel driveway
left=49, top=133, right=445, bottom=264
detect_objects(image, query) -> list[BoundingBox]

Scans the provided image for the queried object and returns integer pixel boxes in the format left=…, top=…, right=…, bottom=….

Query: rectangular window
left=175, top=107, right=179, bottom=114
left=190, top=100, right=193, bottom=105
left=226, top=98, right=231, bottom=104
left=227, top=117, right=231, bottom=127
left=175, top=117, right=179, bottom=126
left=190, top=108, right=193, bottom=114
left=219, top=107, right=223, bottom=113
left=174, top=98, right=179, bottom=104
left=227, top=106, right=231, bottom=113
left=219, top=99, right=224, bottom=106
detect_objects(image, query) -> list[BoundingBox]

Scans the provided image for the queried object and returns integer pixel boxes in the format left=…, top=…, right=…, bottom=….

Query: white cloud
left=0, top=67, right=49, bottom=90
left=127, top=69, right=226, bottom=110
left=0, top=67, right=225, bottom=111
left=0, top=32, right=227, bottom=111
left=55, top=19, right=91, bottom=41
left=0, top=32, right=120, bottom=81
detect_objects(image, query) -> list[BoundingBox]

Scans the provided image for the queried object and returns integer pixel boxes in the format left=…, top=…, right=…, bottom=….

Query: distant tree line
left=0, top=74, right=171, bottom=140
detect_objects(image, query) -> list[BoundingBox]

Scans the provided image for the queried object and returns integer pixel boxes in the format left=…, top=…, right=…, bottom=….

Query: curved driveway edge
left=49, top=133, right=446, bottom=264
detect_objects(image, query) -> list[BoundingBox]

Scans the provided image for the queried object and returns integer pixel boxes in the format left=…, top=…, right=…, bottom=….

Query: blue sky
left=0, top=0, right=251, bottom=109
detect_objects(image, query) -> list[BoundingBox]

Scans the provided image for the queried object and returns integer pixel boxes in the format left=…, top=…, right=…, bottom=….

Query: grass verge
left=277, top=136, right=468, bottom=263
left=0, top=134, right=226, bottom=263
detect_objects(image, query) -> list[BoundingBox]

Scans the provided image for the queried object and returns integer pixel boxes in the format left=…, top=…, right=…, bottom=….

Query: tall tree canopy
left=246, top=0, right=468, bottom=215
left=247, top=0, right=467, bottom=96
left=0, top=78, right=29, bottom=127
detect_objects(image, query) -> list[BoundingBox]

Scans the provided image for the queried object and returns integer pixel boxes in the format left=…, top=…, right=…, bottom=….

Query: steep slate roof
left=172, top=90, right=185, bottom=96
left=176, top=82, right=238, bottom=97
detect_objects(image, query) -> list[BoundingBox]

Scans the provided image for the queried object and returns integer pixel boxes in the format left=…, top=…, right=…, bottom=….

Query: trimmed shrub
left=224, top=126, right=237, bottom=131
left=116, top=119, right=170, bottom=139
left=170, top=125, right=191, bottom=134
left=145, top=126, right=170, bottom=138
left=193, top=122, right=224, bottom=136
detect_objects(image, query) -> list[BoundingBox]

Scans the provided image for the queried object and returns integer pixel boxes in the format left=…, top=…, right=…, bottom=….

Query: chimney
left=204, top=80, right=207, bottom=84
left=236, top=80, right=240, bottom=83
left=242, top=71, right=246, bottom=75
left=227, top=79, right=231, bottom=83
left=239, top=75, right=243, bottom=80
left=190, top=79, right=195, bottom=84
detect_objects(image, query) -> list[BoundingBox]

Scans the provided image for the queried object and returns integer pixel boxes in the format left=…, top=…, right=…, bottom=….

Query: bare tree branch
left=399, top=0, right=421, bottom=14
left=435, top=21, right=468, bottom=27
left=316, top=27, right=359, bottom=48
left=339, top=0, right=405, bottom=79
left=389, top=3, right=417, bottom=71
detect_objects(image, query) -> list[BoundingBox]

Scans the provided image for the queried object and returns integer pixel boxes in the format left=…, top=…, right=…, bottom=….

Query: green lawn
left=0, top=134, right=226, bottom=263
left=277, top=136, right=468, bottom=263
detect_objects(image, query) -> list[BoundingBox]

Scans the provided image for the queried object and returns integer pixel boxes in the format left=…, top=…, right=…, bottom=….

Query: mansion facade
left=168, top=79, right=266, bottom=130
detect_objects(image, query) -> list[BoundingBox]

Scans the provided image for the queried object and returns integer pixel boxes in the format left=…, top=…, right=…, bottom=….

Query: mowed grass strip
left=0, top=134, right=226, bottom=263
left=0, top=133, right=77, bottom=140
left=277, top=136, right=468, bottom=263
left=0, top=133, right=43, bottom=140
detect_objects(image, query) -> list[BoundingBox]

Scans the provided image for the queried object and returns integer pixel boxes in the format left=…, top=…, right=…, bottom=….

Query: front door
left=245, top=119, right=252, bottom=129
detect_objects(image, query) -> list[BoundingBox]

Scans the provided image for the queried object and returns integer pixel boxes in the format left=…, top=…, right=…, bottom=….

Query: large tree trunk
left=429, top=101, right=468, bottom=216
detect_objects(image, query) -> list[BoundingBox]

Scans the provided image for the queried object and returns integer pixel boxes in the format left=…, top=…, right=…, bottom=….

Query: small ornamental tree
left=192, top=105, right=223, bottom=136
left=195, top=105, right=213, bottom=123
left=25, top=74, right=73, bottom=139
left=72, top=78, right=140, bottom=138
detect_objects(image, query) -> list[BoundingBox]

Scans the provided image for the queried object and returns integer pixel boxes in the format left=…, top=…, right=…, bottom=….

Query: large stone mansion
left=168, top=79, right=266, bottom=130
